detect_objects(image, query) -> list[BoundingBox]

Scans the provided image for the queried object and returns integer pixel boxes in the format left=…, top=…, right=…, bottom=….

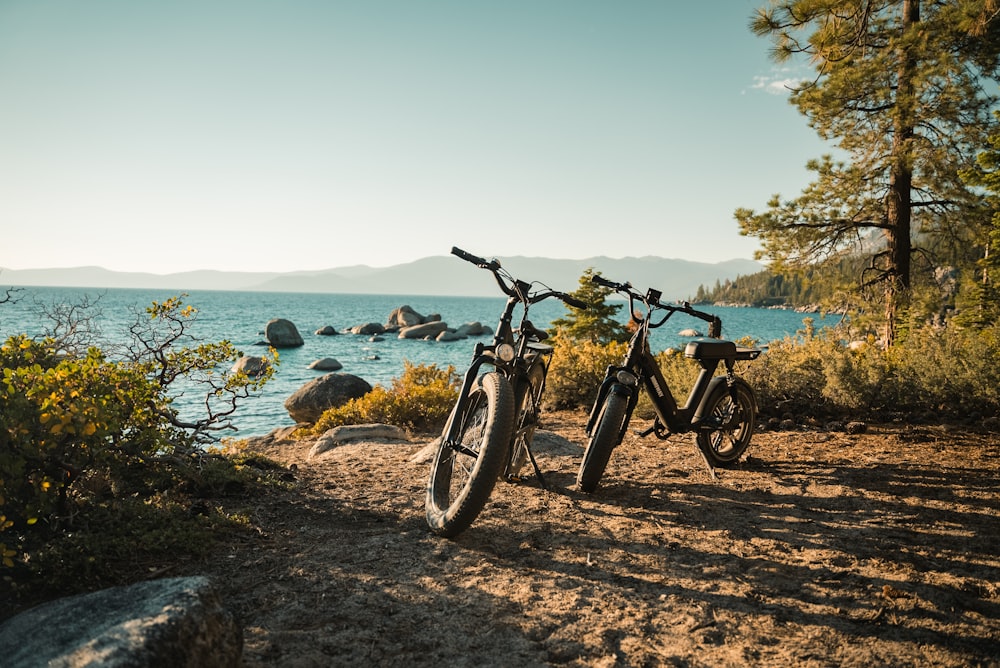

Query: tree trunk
left=884, top=0, right=920, bottom=344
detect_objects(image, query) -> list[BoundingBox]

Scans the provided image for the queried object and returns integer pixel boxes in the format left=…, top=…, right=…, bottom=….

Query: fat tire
left=695, top=379, right=757, bottom=468
left=426, top=372, right=515, bottom=537
left=577, top=390, right=629, bottom=493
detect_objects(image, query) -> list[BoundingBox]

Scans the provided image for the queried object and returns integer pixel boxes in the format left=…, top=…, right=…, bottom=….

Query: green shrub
left=0, top=337, right=170, bottom=531
left=887, top=325, right=1000, bottom=415
left=0, top=295, right=277, bottom=591
left=744, top=323, right=1000, bottom=421
left=307, top=362, right=460, bottom=435
left=544, top=338, right=627, bottom=409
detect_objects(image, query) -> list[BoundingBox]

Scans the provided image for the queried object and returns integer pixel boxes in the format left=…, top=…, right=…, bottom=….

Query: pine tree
left=959, top=115, right=1000, bottom=326
left=550, top=268, right=629, bottom=344
left=738, top=0, right=1000, bottom=342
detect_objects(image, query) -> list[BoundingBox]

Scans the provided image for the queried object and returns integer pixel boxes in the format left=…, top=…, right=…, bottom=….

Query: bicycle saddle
left=519, top=320, right=549, bottom=342
left=684, top=338, right=737, bottom=360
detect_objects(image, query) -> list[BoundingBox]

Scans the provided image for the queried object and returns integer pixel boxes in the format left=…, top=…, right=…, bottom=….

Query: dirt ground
left=202, top=409, right=1000, bottom=667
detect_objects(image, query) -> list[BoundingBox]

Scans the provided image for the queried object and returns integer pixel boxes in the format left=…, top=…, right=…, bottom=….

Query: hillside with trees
left=694, top=255, right=869, bottom=311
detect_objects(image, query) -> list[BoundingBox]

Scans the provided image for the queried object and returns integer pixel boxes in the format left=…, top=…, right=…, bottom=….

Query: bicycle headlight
left=616, top=369, right=638, bottom=386
left=495, top=343, right=516, bottom=362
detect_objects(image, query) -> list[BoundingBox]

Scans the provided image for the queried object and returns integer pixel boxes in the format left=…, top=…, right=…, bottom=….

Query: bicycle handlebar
left=591, top=273, right=723, bottom=337
left=452, top=246, right=588, bottom=310
left=451, top=246, right=499, bottom=270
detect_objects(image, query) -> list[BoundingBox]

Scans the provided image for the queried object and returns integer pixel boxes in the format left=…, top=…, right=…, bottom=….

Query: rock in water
left=264, top=318, right=304, bottom=348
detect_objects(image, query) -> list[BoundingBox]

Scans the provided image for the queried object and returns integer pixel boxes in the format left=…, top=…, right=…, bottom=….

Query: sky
left=0, top=0, right=834, bottom=275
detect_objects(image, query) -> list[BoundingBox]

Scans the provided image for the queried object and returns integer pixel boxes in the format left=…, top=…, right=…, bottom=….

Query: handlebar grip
left=591, top=274, right=616, bottom=288
left=591, top=274, right=630, bottom=292
left=562, top=295, right=588, bottom=310
left=451, top=246, right=495, bottom=269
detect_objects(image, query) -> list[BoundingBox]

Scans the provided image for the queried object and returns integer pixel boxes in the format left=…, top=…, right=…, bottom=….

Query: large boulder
left=386, top=305, right=425, bottom=329
left=308, top=423, right=410, bottom=458
left=0, top=576, right=241, bottom=668
left=455, top=321, right=488, bottom=337
left=264, top=318, right=304, bottom=348
left=349, top=322, right=385, bottom=336
left=398, top=321, right=449, bottom=340
left=231, top=355, right=270, bottom=377
left=284, top=373, right=373, bottom=423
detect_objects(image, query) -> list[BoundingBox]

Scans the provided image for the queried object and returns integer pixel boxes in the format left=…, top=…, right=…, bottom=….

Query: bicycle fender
left=586, top=377, right=633, bottom=434
left=692, top=376, right=752, bottom=425
left=692, top=376, right=730, bottom=425
left=444, top=356, right=500, bottom=442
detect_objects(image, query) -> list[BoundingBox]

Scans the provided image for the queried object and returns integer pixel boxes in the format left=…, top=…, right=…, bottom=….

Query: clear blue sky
left=0, top=0, right=831, bottom=275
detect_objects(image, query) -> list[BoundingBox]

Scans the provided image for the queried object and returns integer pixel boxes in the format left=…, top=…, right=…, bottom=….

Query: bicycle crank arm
left=635, top=421, right=670, bottom=439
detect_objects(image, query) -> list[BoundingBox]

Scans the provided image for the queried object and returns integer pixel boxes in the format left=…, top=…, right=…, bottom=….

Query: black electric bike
left=577, top=275, right=761, bottom=493
left=425, top=247, right=587, bottom=537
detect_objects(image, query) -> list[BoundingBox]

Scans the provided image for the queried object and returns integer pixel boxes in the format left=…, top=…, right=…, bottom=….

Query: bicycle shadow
left=455, top=432, right=1000, bottom=662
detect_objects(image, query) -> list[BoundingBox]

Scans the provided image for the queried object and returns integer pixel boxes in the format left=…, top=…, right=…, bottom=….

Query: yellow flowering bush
left=0, top=295, right=277, bottom=572
left=308, top=362, right=459, bottom=435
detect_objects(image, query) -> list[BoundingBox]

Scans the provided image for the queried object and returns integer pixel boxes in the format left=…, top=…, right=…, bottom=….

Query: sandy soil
left=201, top=410, right=1000, bottom=667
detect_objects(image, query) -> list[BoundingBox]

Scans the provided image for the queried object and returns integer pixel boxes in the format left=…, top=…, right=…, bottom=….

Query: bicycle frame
left=442, top=280, right=536, bottom=449
left=426, top=247, right=585, bottom=536
left=586, top=284, right=757, bottom=443
left=441, top=249, right=580, bottom=468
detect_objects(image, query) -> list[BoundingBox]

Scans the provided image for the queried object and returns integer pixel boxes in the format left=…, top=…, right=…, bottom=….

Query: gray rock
left=307, top=357, right=343, bottom=371
left=309, top=423, right=410, bottom=458
left=678, top=328, right=703, bottom=337
left=435, top=330, right=465, bottom=342
left=397, top=321, right=449, bottom=339
left=264, top=318, right=304, bottom=348
left=385, top=305, right=425, bottom=328
left=846, top=421, right=867, bottom=435
left=455, top=321, right=487, bottom=337
left=315, top=325, right=338, bottom=335
left=231, top=355, right=270, bottom=377
left=0, top=576, right=240, bottom=668
left=284, top=373, right=373, bottom=424
left=350, top=322, right=384, bottom=336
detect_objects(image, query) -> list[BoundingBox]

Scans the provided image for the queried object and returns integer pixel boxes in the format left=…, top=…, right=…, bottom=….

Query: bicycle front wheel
left=695, top=379, right=757, bottom=468
left=504, top=362, right=546, bottom=482
left=577, top=389, right=629, bottom=493
left=426, top=372, right=515, bottom=537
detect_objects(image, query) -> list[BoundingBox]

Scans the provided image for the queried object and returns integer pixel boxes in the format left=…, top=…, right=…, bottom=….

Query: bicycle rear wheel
left=426, top=372, right=514, bottom=537
left=695, top=379, right=756, bottom=468
left=577, top=389, right=629, bottom=493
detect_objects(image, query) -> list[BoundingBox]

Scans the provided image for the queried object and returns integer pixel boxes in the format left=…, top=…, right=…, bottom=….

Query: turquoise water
left=0, top=287, right=825, bottom=437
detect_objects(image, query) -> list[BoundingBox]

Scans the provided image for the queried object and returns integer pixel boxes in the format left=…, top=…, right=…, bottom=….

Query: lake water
left=0, top=287, right=826, bottom=437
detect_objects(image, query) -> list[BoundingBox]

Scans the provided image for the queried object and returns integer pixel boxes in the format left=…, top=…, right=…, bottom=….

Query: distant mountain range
left=0, top=255, right=764, bottom=300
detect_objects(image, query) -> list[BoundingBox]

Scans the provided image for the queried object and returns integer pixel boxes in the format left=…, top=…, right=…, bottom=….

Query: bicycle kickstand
left=695, top=444, right=719, bottom=481
left=526, top=444, right=548, bottom=490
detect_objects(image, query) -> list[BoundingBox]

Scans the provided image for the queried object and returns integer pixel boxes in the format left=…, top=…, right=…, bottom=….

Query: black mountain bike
left=425, top=247, right=587, bottom=537
left=577, top=275, right=762, bottom=493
